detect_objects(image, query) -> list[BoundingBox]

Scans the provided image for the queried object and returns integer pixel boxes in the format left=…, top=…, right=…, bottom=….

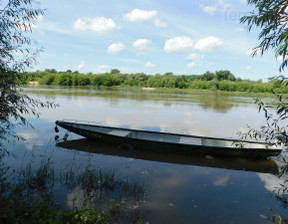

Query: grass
left=0, top=153, right=146, bottom=223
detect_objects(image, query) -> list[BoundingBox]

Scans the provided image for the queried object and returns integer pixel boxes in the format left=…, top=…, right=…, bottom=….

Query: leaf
left=280, top=116, right=288, bottom=121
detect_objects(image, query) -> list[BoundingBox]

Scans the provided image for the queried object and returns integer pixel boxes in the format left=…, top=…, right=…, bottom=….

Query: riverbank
left=20, top=70, right=288, bottom=94
left=24, top=84, right=284, bottom=100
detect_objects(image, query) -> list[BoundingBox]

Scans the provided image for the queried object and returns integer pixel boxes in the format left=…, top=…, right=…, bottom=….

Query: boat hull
left=55, top=120, right=282, bottom=158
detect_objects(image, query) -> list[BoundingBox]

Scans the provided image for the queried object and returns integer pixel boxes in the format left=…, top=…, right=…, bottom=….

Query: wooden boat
left=55, top=120, right=283, bottom=158
left=57, top=139, right=280, bottom=174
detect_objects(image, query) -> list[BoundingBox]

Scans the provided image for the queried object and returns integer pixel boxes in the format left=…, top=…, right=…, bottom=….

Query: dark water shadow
left=57, top=139, right=279, bottom=175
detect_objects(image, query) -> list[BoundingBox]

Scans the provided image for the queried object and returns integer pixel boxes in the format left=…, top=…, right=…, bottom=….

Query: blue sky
left=27, top=0, right=284, bottom=81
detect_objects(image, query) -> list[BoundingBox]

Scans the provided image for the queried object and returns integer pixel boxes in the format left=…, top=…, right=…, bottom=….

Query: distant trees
left=201, top=71, right=215, bottom=81
left=23, top=69, right=241, bottom=87
left=215, top=70, right=236, bottom=81
left=45, top=68, right=57, bottom=73
left=20, top=69, right=288, bottom=93
left=90, top=74, right=120, bottom=87
left=111, top=69, right=120, bottom=74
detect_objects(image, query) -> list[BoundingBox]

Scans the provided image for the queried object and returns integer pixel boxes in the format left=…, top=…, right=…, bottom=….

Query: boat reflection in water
left=57, top=139, right=279, bottom=175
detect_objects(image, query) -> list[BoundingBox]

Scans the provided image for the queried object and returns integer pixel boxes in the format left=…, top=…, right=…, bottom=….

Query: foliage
left=201, top=71, right=215, bottom=81
left=240, top=0, right=288, bottom=72
left=241, top=4, right=288, bottom=221
left=240, top=1, right=288, bottom=144
left=239, top=1, right=288, bottom=144
left=0, top=0, right=57, bottom=153
left=238, top=96, right=288, bottom=144
left=21, top=69, right=288, bottom=94
left=215, top=70, right=236, bottom=81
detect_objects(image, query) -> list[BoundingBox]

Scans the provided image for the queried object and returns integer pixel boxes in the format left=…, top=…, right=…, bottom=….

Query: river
left=2, top=86, right=288, bottom=223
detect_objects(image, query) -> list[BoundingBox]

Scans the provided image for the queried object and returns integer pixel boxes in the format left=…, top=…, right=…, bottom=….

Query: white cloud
left=17, top=131, right=38, bottom=139
left=123, top=9, right=158, bottom=22
left=107, top=42, right=125, bottom=54
left=258, top=173, right=288, bottom=195
left=133, top=39, right=152, bottom=50
left=187, top=62, right=196, bottom=68
left=246, top=65, right=251, bottom=70
left=200, top=0, right=230, bottom=15
left=194, top=36, right=223, bottom=52
left=98, top=64, right=109, bottom=69
left=77, top=60, right=85, bottom=69
left=73, top=17, right=118, bottom=33
left=154, top=17, right=167, bottom=27
left=73, top=19, right=86, bottom=31
left=123, top=9, right=166, bottom=28
left=186, top=53, right=204, bottom=60
left=164, top=36, right=194, bottom=54
left=95, top=65, right=109, bottom=73
left=213, top=174, right=230, bottom=187
left=145, top=62, right=156, bottom=68
left=200, top=4, right=217, bottom=15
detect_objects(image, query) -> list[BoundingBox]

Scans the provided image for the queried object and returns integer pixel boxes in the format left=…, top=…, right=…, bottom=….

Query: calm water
left=3, top=87, right=288, bottom=223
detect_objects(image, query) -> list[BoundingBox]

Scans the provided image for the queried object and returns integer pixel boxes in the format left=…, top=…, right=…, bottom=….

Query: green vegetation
left=239, top=0, right=288, bottom=144
left=241, top=0, right=288, bottom=72
left=0, top=153, right=146, bottom=223
left=241, top=2, right=288, bottom=222
left=20, top=69, right=288, bottom=94
left=0, top=0, right=57, bottom=153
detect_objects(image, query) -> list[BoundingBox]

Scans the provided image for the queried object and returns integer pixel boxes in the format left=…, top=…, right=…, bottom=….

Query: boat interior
left=72, top=123, right=276, bottom=150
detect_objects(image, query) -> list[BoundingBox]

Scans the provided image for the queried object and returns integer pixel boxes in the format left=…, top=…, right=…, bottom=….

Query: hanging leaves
left=0, top=1, right=57, bottom=153
left=241, top=0, right=288, bottom=72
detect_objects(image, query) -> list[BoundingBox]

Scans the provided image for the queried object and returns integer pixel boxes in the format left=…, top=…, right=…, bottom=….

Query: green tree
left=53, top=74, right=72, bottom=86
left=40, top=74, right=56, bottom=85
left=201, top=71, right=215, bottom=81
left=0, top=0, right=56, bottom=152
left=111, top=68, right=120, bottom=74
left=240, top=0, right=288, bottom=71
left=50, top=68, right=57, bottom=73
left=240, top=1, right=288, bottom=148
left=215, top=70, right=236, bottom=81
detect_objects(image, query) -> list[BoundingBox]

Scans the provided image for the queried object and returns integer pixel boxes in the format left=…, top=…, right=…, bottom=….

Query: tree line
left=21, top=69, right=288, bottom=94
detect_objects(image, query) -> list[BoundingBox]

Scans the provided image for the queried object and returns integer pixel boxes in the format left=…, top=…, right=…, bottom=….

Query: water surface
left=3, top=87, right=288, bottom=223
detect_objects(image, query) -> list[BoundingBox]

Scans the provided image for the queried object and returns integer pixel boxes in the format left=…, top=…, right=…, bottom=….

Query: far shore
left=22, top=84, right=284, bottom=99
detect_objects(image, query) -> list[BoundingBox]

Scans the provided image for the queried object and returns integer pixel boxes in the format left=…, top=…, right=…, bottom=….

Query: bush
left=53, top=74, right=72, bottom=86
left=40, top=74, right=56, bottom=85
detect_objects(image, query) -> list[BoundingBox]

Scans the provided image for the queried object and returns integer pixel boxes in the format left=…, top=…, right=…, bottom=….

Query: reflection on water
left=57, top=139, right=280, bottom=174
left=21, top=87, right=271, bottom=138
left=258, top=173, right=287, bottom=195
left=2, top=87, right=287, bottom=223
left=22, top=86, right=245, bottom=112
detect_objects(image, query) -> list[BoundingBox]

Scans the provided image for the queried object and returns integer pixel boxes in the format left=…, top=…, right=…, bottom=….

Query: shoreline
left=22, top=84, right=284, bottom=99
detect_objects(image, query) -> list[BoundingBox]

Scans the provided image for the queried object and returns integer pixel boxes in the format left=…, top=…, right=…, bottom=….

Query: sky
left=22, top=0, right=286, bottom=81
